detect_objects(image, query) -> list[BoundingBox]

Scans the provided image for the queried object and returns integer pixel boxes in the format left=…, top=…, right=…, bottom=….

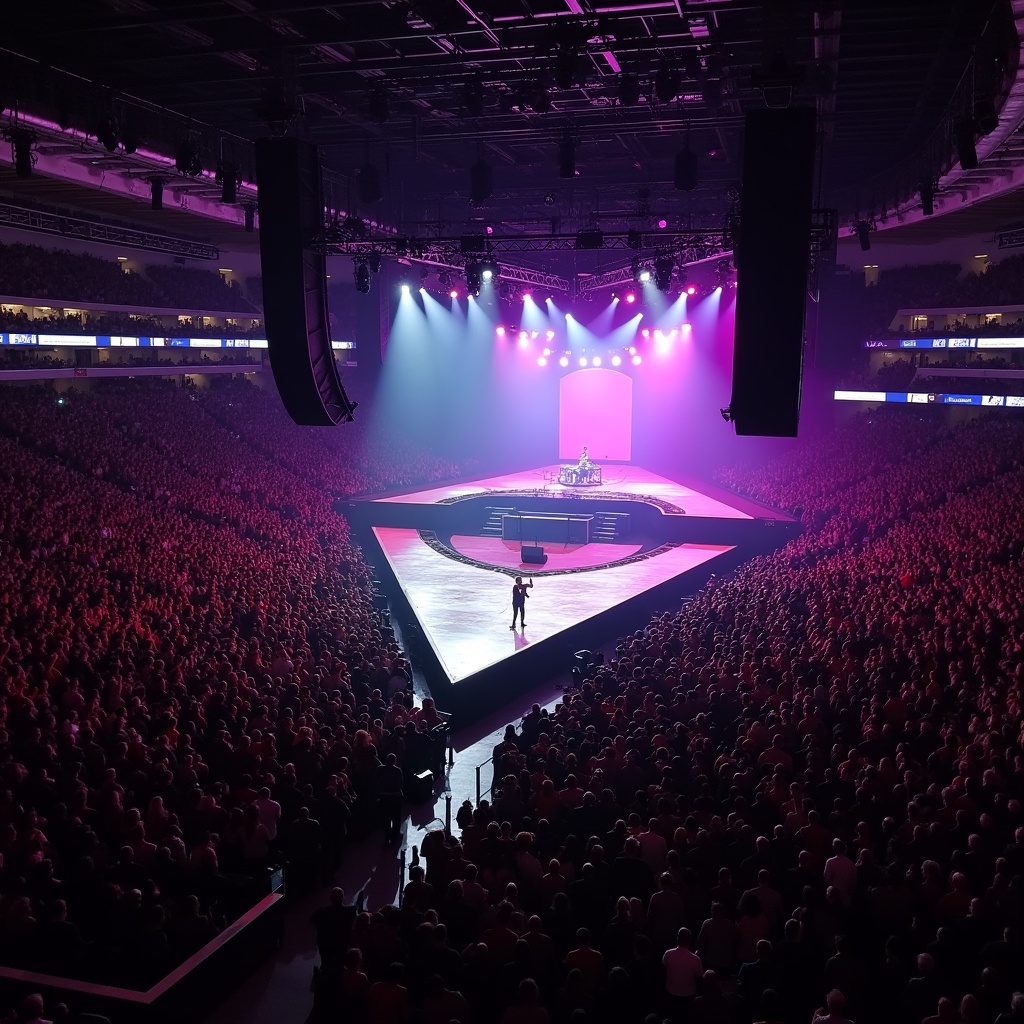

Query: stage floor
left=373, top=527, right=733, bottom=683
left=376, top=464, right=755, bottom=519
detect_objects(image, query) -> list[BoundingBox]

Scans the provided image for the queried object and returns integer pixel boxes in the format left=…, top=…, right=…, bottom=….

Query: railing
left=474, top=754, right=495, bottom=807
left=0, top=892, right=284, bottom=1024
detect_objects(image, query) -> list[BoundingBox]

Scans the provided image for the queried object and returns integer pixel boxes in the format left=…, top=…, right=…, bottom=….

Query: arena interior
left=2, top=3, right=1024, bottom=1024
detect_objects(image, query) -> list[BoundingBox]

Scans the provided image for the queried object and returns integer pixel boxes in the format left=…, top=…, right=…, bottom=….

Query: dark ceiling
left=0, top=0, right=1011, bottom=237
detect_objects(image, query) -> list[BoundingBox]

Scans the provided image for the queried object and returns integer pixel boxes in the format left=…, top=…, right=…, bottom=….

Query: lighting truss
left=0, top=199, right=220, bottom=260
left=311, top=228, right=730, bottom=258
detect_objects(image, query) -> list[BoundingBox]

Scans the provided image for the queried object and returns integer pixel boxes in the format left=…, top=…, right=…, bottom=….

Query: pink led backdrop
left=558, top=368, right=633, bottom=462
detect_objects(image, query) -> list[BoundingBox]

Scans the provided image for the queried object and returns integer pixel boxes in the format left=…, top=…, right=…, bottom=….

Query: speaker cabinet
left=730, top=108, right=817, bottom=437
left=521, top=545, right=548, bottom=565
left=255, top=137, right=356, bottom=426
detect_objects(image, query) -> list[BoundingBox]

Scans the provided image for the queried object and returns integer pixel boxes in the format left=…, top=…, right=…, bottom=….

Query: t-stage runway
left=373, top=527, right=734, bottom=684
left=351, top=465, right=796, bottom=719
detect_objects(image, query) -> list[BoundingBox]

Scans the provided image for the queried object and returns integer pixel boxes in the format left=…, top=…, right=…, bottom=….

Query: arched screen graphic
left=558, top=368, right=633, bottom=462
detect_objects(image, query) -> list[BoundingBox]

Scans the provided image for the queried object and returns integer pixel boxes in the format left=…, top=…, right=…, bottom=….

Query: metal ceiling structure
left=1, top=0, right=1023, bottom=261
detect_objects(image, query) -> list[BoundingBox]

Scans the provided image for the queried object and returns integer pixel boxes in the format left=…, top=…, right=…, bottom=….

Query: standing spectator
left=376, top=754, right=404, bottom=847
left=663, top=927, right=703, bottom=1020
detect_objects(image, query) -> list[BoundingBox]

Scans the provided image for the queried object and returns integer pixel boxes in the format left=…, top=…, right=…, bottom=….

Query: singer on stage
left=510, top=576, right=533, bottom=630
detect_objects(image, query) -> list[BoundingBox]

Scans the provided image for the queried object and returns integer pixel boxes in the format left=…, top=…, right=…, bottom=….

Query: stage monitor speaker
left=730, top=107, right=816, bottom=437
left=255, top=137, right=356, bottom=426
left=521, top=545, right=547, bottom=565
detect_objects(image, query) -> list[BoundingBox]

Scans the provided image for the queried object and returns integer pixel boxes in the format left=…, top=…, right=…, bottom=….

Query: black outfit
left=511, top=580, right=532, bottom=629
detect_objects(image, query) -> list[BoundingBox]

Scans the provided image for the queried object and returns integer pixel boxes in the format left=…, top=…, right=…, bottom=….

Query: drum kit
left=559, top=460, right=601, bottom=486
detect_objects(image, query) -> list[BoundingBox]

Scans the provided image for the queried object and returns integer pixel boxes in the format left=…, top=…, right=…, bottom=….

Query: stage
left=349, top=464, right=798, bottom=721
left=376, top=463, right=757, bottom=519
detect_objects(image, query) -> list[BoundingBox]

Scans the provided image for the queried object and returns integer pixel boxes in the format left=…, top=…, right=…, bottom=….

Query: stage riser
left=346, top=496, right=799, bottom=551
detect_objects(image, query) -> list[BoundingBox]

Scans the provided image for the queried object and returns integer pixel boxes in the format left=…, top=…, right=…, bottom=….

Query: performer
left=510, top=576, right=533, bottom=630
left=578, top=445, right=592, bottom=484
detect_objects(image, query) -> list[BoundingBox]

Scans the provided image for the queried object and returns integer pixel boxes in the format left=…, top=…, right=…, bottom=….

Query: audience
left=306, top=406, right=1024, bottom=1024
left=1, top=311, right=1024, bottom=1024
left=0, top=378, right=465, bottom=993
left=0, top=242, right=259, bottom=316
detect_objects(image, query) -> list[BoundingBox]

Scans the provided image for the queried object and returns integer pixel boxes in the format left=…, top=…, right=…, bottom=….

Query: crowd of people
left=0, top=306, right=264, bottom=339
left=841, top=355, right=1024, bottom=397
left=859, top=256, right=1024, bottom=338
left=305, top=407, right=1024, bottom=1024
left=144, top=265, right=259, bottom=315
left=0, top=243, right=259, bottom=316
left=0, top=348, right=261, bottom=371
left=0, top=378, right=467, bottom=997
left=1, top=300, right=1023, bottom=1024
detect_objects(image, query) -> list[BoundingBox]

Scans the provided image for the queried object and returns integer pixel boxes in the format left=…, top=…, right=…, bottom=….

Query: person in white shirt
left=663, top=927, right=704, bottom=1015
left=255, top=786, right=282, bottom=841
left=823, top=839, right=858, bottom=906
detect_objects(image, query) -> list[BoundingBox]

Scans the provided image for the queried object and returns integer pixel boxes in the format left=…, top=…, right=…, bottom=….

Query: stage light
left=657, top=219, right=668, bottom=229
left=530, top=331, right=539, bottom=339
left=579, top=356, right=588, bottom=367
left=654, top=254, right=675, bottom=290
left=220, top=163, right=238, bottom=204
left=121, top=120, right=139, bottom=155
left=559, top=355, right=569, bottom=367
left=566, top=313, right=573, bottom=321
left=638, top=269, right=651, bottom=283
left=465, top=262, right=483, bottom=296
left=543, top=348, right=551, bottom=356
left=13, top=130, right=35, bottom=179
left=518, top=336, right=529, bottom=348
left=611, top=354, right=622, bottom=366
left=537, top=356, right=547, bottom=367
left=632, top=354, right=642, bottom=365
left=546, top=330, right=555, bottom=341
left=354, top=262, right=371, bottom=294
left=175, top=139, right=202, bottom=177
left=920, top=180, right=934, bottom=216
left=625, top=293, right=636, bottom=303
left=640, top=329, right=649, bottom=338
left=97, top=115, right=118, bottom=152
left=629, top=346, right=637, bottom=354
left=480, top=258, right=500, bottom=281
left=683, top=322, right=691, bottom=332
left=496, top=326, right=506, bottom=336
left=592, top=355, right=602, bottom=366
left=687, top=285, right=696, bottom=295
left=519, top=330, right=528, bottom=340
left=522, top=292, right=531, bottom=301
left=450, top=289, right=459, bottom=298
left=400, top=284, right=410, bottom=295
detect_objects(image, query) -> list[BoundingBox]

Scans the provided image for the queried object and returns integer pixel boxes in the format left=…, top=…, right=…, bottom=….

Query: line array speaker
left=255, top=137, right=356, bottom=426
left=730, top=107, right=817, bottom=437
